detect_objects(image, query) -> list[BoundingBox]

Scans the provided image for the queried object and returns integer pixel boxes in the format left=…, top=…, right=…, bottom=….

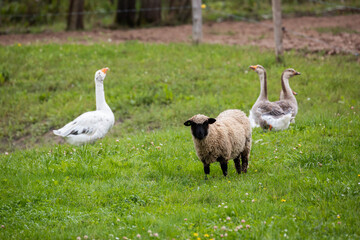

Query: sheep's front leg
left=217, top=157, right=228, bottom=177
left=204, top=164, right=210, bottom=180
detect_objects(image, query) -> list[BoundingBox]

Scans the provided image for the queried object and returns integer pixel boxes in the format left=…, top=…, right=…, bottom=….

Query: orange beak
left=101, top=67, right=109, bottom=74
left=292, top=90, right=298, bottom=96
left=249, top=65, right=257, bottom=70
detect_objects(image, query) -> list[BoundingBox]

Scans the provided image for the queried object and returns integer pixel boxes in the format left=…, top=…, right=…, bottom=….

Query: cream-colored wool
left=188, top=109, right=252, bottom=166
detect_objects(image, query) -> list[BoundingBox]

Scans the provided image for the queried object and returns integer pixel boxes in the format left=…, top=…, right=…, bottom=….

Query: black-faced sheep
left=184, top=109, right=252, bottom=178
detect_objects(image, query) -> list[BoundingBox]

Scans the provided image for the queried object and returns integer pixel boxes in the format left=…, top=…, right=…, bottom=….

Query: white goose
left=278, top=68, right=301, bottom=123
left=53, top=67, right=115, bottom=145
left=249, top=65, right=292, bottom=131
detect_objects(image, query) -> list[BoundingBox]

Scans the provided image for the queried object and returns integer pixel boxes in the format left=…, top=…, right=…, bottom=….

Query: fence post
left=191, top=0, right=202, bottom=44
left=272, top=0, right=283, bottom=62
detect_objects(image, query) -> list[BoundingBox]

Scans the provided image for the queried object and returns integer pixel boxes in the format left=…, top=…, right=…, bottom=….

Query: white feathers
left=262, top=113, right=292, bottom=131
left=53, top=68, right=114, bottom=145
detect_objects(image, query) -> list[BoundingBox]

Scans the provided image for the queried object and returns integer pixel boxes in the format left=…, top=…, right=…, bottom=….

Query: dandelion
left=226, top=217, right=231, bottom=221
left=255, top=169, right=258, bottom=172
left=197, top=238, right=201, bottom=240
left=204, top=234, right=209, bottom=237
left=337, top=215, right=340, bottom=219
left=193, top=233, right=199, bottom=237
left=241, top=219, right=245, bottom=223
left=281, top=199, right=286, bottom=202
left=136, top=234, right=141, bottom=238
left=201, top=4, right=206, bottom=9
left=228, top=181, right=231, bottom=183
left=18, top=43, right=22, bottom=47
left=358, top=174, right=360, bottom=177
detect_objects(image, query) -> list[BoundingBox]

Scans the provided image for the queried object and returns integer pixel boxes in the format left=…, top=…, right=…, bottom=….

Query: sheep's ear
left=208, top=118, right=216, bottom=124
left=184, top=120, right=192, bottom=126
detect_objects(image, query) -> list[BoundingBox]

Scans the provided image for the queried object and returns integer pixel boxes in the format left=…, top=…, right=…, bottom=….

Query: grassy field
left=0, top=42, right=359, bottom=239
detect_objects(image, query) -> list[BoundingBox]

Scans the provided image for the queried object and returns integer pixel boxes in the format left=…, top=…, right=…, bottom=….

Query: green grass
left=315, top=26, right=360, bottom=35
left=0, top=42, right=359, bottom=239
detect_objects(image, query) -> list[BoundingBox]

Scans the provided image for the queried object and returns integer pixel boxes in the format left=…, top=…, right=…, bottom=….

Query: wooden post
left=272, top=0, right=283, bottom=62
left=191, top=0, right=202, bottom=44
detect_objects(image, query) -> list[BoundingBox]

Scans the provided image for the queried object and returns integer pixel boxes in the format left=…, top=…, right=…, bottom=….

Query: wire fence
left=0, top=1, right=358, bottom=56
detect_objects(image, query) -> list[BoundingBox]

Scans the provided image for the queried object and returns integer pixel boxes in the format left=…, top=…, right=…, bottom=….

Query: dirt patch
left=1, top=14, right=359, bottom=55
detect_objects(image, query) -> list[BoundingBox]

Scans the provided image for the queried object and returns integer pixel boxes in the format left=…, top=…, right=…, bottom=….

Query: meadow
left=0, top=42, right=359, bottom=239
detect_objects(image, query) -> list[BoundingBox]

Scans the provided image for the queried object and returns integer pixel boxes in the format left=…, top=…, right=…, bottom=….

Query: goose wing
left=53, top=111, right=105, bottom=137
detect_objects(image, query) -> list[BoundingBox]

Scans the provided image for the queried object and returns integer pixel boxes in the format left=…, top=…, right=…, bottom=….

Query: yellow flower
left=201, top=4, right=206, bottom=9
left=337, top=215, right=340, bottom=219
left=358, top=174, right=360, bottom=177
left=204, top=234, right=209, bottom=237
left=255, top=169, right=258, bottom=172
left=17, top=43, right=22, bottom=47
left=281, top=199, right=286, bottom=202
left=193, top=233, right=199, bottom=237
left=228, top=181, right=231, bottom=183
left=197, top=238, right=201, bottom=240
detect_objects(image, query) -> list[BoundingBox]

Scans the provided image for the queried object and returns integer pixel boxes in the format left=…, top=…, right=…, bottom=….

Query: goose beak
left=249, top=65, right=257, bottom=70
left=101, top=67, right=109, bottom=74
left=294, top=71, right=301, bottom=75
left=292, top=91, right=298, bottom=95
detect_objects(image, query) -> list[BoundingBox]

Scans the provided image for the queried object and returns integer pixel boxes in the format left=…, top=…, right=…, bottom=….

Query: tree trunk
left=139, top=0, right=161, bottom=25
left=272, top=0, right=283, bottom=62
left=167, top=0, right=191, bottom=25
left=67, top=0, right=84, bottom=30
left=115, top=0, right=136, bottom=27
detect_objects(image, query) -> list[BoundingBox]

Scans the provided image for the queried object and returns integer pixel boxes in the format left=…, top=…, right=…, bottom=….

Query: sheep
left=184, top=109, right=252, bottom=178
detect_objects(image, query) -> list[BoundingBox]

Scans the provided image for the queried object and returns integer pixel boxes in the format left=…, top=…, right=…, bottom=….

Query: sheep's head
left=184, top=114, right=216, bottom=140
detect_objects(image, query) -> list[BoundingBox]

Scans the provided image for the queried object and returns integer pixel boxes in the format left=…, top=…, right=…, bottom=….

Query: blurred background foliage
left=0, top=0, right=359, bottom=33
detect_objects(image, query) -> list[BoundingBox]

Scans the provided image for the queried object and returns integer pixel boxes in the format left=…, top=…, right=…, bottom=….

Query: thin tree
left=115, top=0, right=136, bottom=27
left=167, top=0, right=191, bottom=25
left=67, top=0, right=84, bottom=30
left=139, top=0, right=162, bottom=25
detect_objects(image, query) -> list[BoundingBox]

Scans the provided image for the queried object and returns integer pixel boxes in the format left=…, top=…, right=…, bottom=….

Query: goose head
left=282, top=68, right=300, bottom=79
left=249, top=65, right=266, bottom=75
left=95, top=67, right=109, bottom=83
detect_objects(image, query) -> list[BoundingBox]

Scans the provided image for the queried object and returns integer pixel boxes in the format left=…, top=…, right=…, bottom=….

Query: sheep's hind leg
left=240, top=151, right=249, bottom=173
left=204, top=164, right=210, bottom=180
left=217, top=157, right=228, bottom=177
left=234, top=156, right=242, bottom=174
